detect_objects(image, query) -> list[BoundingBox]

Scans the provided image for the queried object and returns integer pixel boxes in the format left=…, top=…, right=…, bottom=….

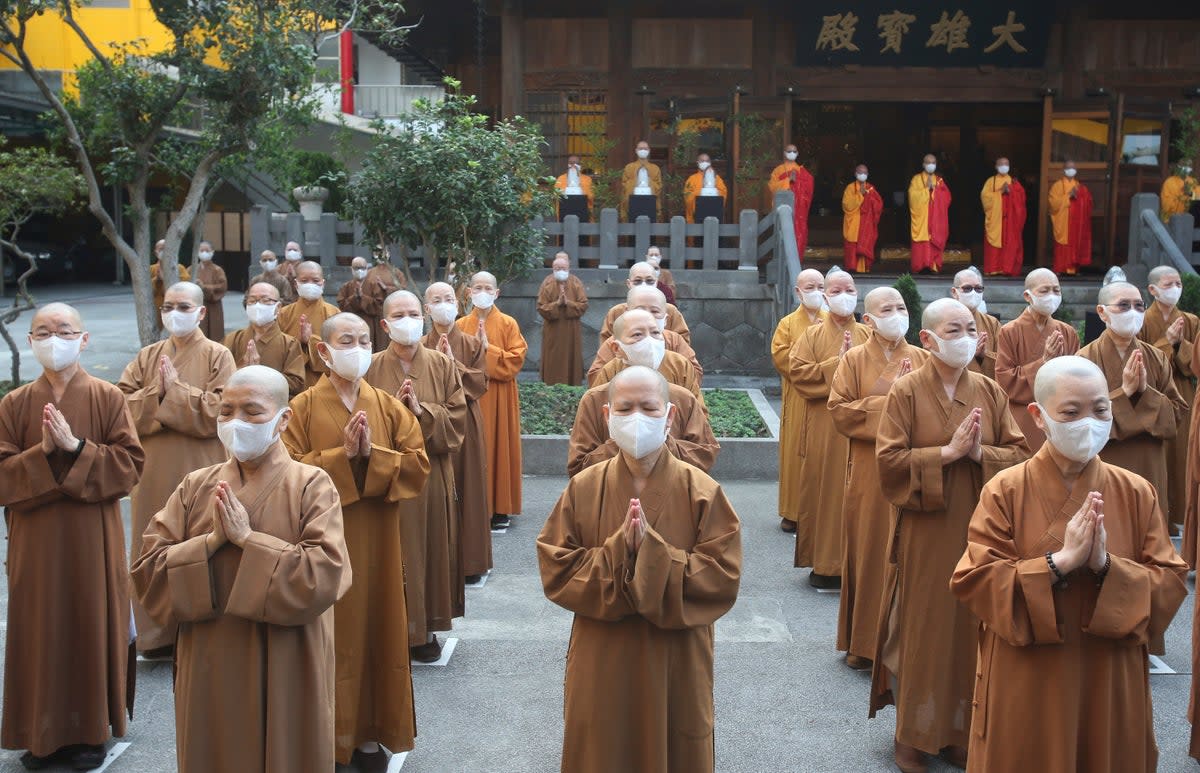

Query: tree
left=0, top=141, right=86, bottom=385
left=345, top=78, right=556, bottom=291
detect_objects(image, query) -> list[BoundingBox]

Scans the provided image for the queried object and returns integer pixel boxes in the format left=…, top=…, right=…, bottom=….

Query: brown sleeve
left=413, top=362, right=467, bottom=455
left=57, top=389, right=145, bottom=503
left=156, top=348, right=237, bottom=439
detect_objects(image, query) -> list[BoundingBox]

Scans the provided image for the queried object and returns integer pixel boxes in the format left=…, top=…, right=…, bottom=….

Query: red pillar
left=340, top=30, right=355, bottom=115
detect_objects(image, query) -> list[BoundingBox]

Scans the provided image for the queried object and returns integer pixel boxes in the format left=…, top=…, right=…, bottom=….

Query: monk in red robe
left=908, top=154, right=952, bottom=273
left=980, top=157, right=1027, bottom=276
left=768, top=144, right=814, bottom=260
left=842, top=164, right=883, bottom=272
left=1048, top=160, right=1094, bottom=275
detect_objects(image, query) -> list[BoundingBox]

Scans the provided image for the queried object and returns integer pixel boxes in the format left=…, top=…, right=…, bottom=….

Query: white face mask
left=607, top=407, right=671, bottom=459
left=31, top=335, right=83, bottom=372
left=1182, top=166, right=1194, bottom=175
left=297, top=282, right=323, bottom=301
left=472, top=291, right=496, bottom=310
left=956, top=289, right=983, bottom=310
left=353, top=269, right=368, bottom=280
left=429, top=301, right=458, bottom=326
left=285, top=250, right=301, bottom=261
left=1038, top=408, right=1111, bottom=464
left=636, top=148, right=650, bottom=160
left=1064, top=168, right=1077, bottom=179
left=1105, top=309, right=1145, bottom=338
left=800, top=289, right=825, bottom=310
left=322, top=345, right=372, bottom=381
left=1027, top=292, right=1062, bottom=316
left=785, top=151, right=798, bottom=161
left=245, top=302, right=277, bottom=327
left=646, top=255, right=661, bottom=267
left=924, top=163, right=937, bottom=174
left=261, top=260, right=278, bottom=272
left=384, top=316, right=424, bottom=345
left=217, top=408, right=287, bottom=463
left=926, top=331, right=977, bottom=369
left=553, top=270, right=570, bottom=282
left=996, top=165, right=1010, bottom=175
left=1155, top=285, right=1182, bottom=306
left=867, top=312, right=909, bottom=342
left=198, top=251, right=214, bottom=262
left=653, top=315, right=667, bottom=332
left=855, top=173, right=868, bottom=182
left=617, top=336, right=666, bottom=369
left=162, top=308, right=201, bottom=337
left=698, top=161, right=711, bottom=171
left=826, top=292, right=857, bottom=317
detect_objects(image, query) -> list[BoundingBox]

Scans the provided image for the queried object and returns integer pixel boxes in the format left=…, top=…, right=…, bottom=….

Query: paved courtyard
left=0, top=285, right=1195, bottom=772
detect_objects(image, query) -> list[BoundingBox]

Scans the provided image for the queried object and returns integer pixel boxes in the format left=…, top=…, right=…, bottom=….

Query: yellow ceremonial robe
left=683, top=171, right=728, bottom=223
left=620, top=160, right=663, bottom=220
left=1161, top=174, right=1198, bottom=221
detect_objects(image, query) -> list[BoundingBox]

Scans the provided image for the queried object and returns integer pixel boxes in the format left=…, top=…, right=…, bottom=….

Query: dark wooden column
left=751, top=1, right=775, bottom=98
left=500, top=0, right=524, bottom=118
left=607, top=0, right=633, bottom=169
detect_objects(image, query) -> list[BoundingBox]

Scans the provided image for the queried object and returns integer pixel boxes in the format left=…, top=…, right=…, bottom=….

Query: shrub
left=893, top=273, right=923, bottom=346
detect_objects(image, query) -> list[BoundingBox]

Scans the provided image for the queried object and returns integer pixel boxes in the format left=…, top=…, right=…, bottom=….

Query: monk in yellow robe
left=1161, top=158, right=1197, bottom=222
left=150, top=239, right=191, bottom=335
left=456, top=271, right=527, bottom=528
left=771, top=268, right=826, bottom=533
left=224, top=282, right=306, bottom=397
left=908, top=154, right=952, bottom=273
left=537, top=252, right=589, bottom=385
left=842, top=164, right=884, bottom=272
left=119, top=281, right=237, bottom=656
left=980, top=156, right=1027, bottom=277
left=193, top=241, right=227, bottom=340
left=1, top=303, right=144, bottom=770
left=278, top=261, right=341, bottom=387
left=249, top=250, right=295, bottom=305
left=787, top=269, right=870, bottom=583
left=1048, top=160, right=1094, bottom=275
left=683, top=152, right=728, bottom=223
left=131, top=366, right=350, bottom=773
left=620, top=140, right=662, bottom=221
left=599, top=262, right=691, bottom=344
left=952, top=356, right=1186, bottom=773
left=829, top=288, right=928, bottom=670
left=283, top=313, right=430, bottom=771
left=367, top=290, right=467, bottom=662
left=588, top=286, right=701, bottom=386
left=591, top=309, right=703, bottom=407
left=555, top=154, right=594, bottom=220
left=951, top=266, right=999, bottom=380
left=537, top=366, right=741, bottom=773
left=424, top=281, right=492, bottom=581
left=996, top=268, right=1079, bottom=451
left=872, top=298, right=1029, bottom=773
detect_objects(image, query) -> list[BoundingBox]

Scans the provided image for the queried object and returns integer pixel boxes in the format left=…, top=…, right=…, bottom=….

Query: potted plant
left=288, top=151, right=347, bottom=220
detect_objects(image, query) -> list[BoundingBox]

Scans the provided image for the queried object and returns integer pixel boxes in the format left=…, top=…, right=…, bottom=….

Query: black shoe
left=71, top=745, right=107, bottom=771
left=19, top=751, right=53, bottom=771
left=465, top=574, right=484, bottom=584
left=351, top=747, right=391, bottom=773
left=780, top=518, right=796, bottom=533
left=138, top=644, right=175, bottom=661
left=491, top=514, right=510, bottom=529
left=808, top=571, right=842, bottom=589
left=410, top=635, right=443, bottom=663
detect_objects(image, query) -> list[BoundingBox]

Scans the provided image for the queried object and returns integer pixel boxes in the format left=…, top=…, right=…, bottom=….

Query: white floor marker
left=94, top=742, right=131, bottom=773
left=1148, top=654, right=1175, bottom=674
left=465, top=571, right=491, bottom=589
left=411, top=637, right=458, bottom=667
left=389, top=751, right=408, bottom=771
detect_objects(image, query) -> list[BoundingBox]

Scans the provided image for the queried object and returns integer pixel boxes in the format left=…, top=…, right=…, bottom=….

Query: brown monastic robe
left=1184, top=335, right=1200, bottom=568
left=363, top=264, right=407, bottom=352
left=587, top=328, right=703, bottom=387
left=130, top=444, right=350, bottom=773
left=567, top=382, right=719, bottom=477
left=968, top=307, right=1000, bottom=380
left=194, top=260, right=228, bottom=341
left=277, top=296, right=341, bottom=387
left=283, top=376, right=430, bottom=764
left=591, top=351, right=704, bottom=408
left=537, top=451, right=742, bottom=773
left=871, top=362, right=1028, bottom=755
left=0, top=371, right=144, bottom=757
left=828, top=333, right=929, bottom=660
left=787, top=315, right=871, bottom=574
left=1138, top=303, right=1199, bottom=526
left=249, top=270, right=295, bottom=305
left=771, top=305, right=826, bottom=524
left=223, top=323, right=307, bottom=397
left=366, top=345, right=467, bottom=642
left=424, top=325, right=492, bottom=577
left=456, top=306, right=527, bottom=516
left=118, top=330, right=237, bottom=652
left=336, top=278, right=372, bottom=344
left=952, top=448, right=1186, bottom=773
left=600, top=302, right=690, bottom=345
left=995, top=308, right=1080, bottom=451
left=537, top=273, right=589, bottom=385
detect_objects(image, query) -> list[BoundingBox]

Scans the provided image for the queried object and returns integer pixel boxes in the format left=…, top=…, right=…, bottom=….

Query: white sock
left=426, top=633, right=435, bottom=644
left=357, top=741, right=380, bottom=754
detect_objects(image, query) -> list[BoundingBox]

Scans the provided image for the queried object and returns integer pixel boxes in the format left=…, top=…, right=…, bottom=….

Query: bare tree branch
left=60, top=1, right=114, bottom=71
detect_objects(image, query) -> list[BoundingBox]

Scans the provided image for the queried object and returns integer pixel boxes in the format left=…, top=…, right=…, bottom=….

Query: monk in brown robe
left=455, top=271, right=527, bottom=529
left=645, top=246, right=676, bottom=303
left=952, top=356, right=1187, bottom=773
left=537, top=366, right=742, bottom=773
left=950, top=266, right=998, bottom=380
left=587, top=285, right=701, bottom=386
left=829, top=287, right=928, bottom=670
left=1139, top=265, right=1199, bottom=532
left=131, top=366, right=351, bottom=773
left=279, top=240, right=303, bottom=297
left=337, top=257, right=374, bottom=345
left=787, top=269, right=870, bottom=585
left=282, top=312, right=430, bottom=772
left=193, top=240, right=227, bottom=340
left=772, top=268, right=826, bottom=533
left=568, top=374, right=718, bottom=477
left=591, top=309, right=704, bottom=407
left=362, top=255, right=408, bottom=352
left=367, top=290, right=467, bottom=662
left=599, top=262, right=690, bottom=345
left=424, top=281, right=492, bottom=582
left=278, top=261, right=341, bottom=387
left=537, top=252, right=589, bottom=385
left=996, top=267, right=1079, bottom=451
left=150, top=239, right=191, bottom=335
left=249, top=250, right=295, bottom=305
left=223, top=282, right=306, bottom=397
left=0, top=303, right=144, bottom=771
left=872, top=298, right=1029, bottom=773
left=119, top=281, right=237, bottom=656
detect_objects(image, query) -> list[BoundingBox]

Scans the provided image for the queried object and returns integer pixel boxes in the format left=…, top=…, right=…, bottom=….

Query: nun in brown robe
left=193, top=252, right=227, bottom=340
left=536, top=255, right=589, bottom=385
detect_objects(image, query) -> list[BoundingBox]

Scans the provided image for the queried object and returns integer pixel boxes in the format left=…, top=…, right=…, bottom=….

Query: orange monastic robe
left=278, top=296, right=341, bottom=387
left=683, top=170, right=728, bottom=223
left=588, top=328, right=701, bottom=386
left=537, top=274, right=589, bottom=385
left=995, top=308, right=1080, bottom=451
left=968, top=308, right=1000, bottom=381
left=953, top=448, right=1186, bottom=773
left=771, top=305, right=826, bottom=524
left=787, top=316, right=870, bottom=574
left=283, top=377, right=430, bottom=764
left=871, top=363, right=1028, bottom=756
left=619, top=160, right=663, bottom=220
left=457, top=306, right=527, bottom=516
left=223, top=323, right=307, bottom=397
left=600, top=302, right=690, bottom=345
left=591, top=351, right=704, bottom=408
left=130, top=445, right=350, bottom=773
left=555, top=171, right=594, bottom=219
left=1161, top=174, right=1198, bottom=221
left=0, top=372, right=144, bottom=758
left=118, top=331, right=236, bottom=652
left=193, top=260, right=227, bottom=340
left=537, top=451, right=742, bottom=773
left=828, top=334, right=929, bottom=660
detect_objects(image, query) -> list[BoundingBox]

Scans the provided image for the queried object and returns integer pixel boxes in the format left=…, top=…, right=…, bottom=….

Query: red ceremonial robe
left=847, top=187, right=884, bottom=271
left=1053, top=185, right=1094, bottom=275
left=789, top=166, right=814, bottom=260
left=982, top=179, right=1027, bottom=276
left=911, top=180, right=952, bottom=272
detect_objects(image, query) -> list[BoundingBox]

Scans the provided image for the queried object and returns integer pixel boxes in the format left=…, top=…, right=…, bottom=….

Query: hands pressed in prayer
left=41, top=403, right=79, bottom=454
left=558, top=287, right=568, bottom=306
left=159, top=355, right=179, bottom=393
left=1053, top=491, right=1104, bottom=574
left=1002, top=183, right=1011, bottom=195
left=214, top=481, right=251, bottom=547
left=975, top=330, right=989, bottom=359
left=839, top=331, right=853, bottom=357
left=396, top=379, right=424, bottom=417
left=1167, top=316, right=1186, bottom=346
left=1042, top=329, right=1064, bottom=359
left=205, top=490, right=228, bottom=556
left=476, top=322, right=488, bottom=351
left=943, top=408, right=982, bottom=464
left=623, top=498, right=647, bottom=554
left=436, top=334, right=455, bottom=362
left=871, top=358, right=912, bottom=396
left=1121, top=350, right=1147, bottom=398
left=344, top=411, right=371, bottom=459
left=244, top=339, right=261, bottom=366
left=299, top=314, right=312, bottom=343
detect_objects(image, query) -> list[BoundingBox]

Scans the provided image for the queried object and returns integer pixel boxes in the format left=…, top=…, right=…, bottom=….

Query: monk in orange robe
left=591, top=309, right=704, bottom=407
left=619, top=140, right=662, bottom=221
left=555, top=154, right=594, bottom=221
left=996, top=268, right=1079, bottom=451
left=193, top=241, right=227, bottom=340
left=829, top=287, right=928, bottom=670
left=980, top=157, right=1027, bottom=276
left=537, top=252, right=589, bottom=385
left=908, top=154, right=951, bottom=273
left=683, top=152, right=728, bottom=223
left=537, top=366, right=741, bottom=773
left=223, top=282, right=306, bottom=397
left=599, top=262, right=690, bottom=344
left=767, top=144, right=814, bottom=259
left=456, top=271, right=527, bottom=528
left=1, top=303, right=144, bottom=770
left=1048, top=160, right=1093, bottom=275
left=951, top=267, right=999, bottom=380
left=588, top=286, right=701, bottom=387
left=278, top=261, right=341, bottom=387
left=842, top=164, right=883, bottom=272
left=1161, top=158, right=1197, bottom=222
left=132, top=366, right=350, bottom=773
left=952, top=356, right=1186, bottom=773
left=787, top=270, right=870, bottom=584
left=872, top=298, right=1029, bottom=773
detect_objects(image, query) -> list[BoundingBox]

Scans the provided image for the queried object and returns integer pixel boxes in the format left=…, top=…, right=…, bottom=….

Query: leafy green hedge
left=0, top=381, right=23, bottom=399
left=518, top=382, right=770, bottom=438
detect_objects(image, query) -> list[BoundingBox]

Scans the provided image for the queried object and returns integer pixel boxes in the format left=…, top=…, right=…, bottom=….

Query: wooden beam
left=499, top=0, right=524, bottom=118
left=607, top=0, right=633, bottom=171
left=1107, top=92, right=1124, bottom=264
left=1036, top=94, right=1053, bottom=265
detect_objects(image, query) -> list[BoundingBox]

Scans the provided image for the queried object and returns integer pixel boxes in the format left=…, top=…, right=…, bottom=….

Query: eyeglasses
left=29, top=329, right=84, bottom=341
left=1106, top=301, right=1145, bottom=313
left=957, top=285, right=985, bottom=294
left=160, top=303, right=198, bottom=313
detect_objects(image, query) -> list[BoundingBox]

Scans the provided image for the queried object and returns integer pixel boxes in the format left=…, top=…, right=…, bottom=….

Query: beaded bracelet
left=1094, top=552, right=1111, bottom=586
left=1045, top=551, right=1067, bottom=586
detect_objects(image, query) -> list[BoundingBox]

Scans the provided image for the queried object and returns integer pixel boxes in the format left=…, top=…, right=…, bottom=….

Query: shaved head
left=796, top=268, right=823, bottom=291
left=864, top=287, right=902, bottom=316
left=825, top=270, right=855, bottom=294
left=1148, top=265, right=1181, bottom=286
left=297, top=260, right=323, bottom=277
left=1025, top=268, right=1058, bottom=291
left=953, top=267, right=982, bottom=287
left=613, top=309, right=655, bottom=342
left=167, top=281, right=204, bottom=306
left=321, top=312, right=368, bottom=341
left=627, top=284, right=667, bottom=307
left=245, top=282, right=280, bottom=304
left=1034, top=355, right=1106, bottom=404
left=607, top=364, right=670, bottom=405
left=32, top=302, right=82, bottom=330
left=424, top=281, right=456, bottom=304
left=383, top=290, right=422, bottom=317
left=226, top=365, right=289, bottom=411
left=351, top=256, right=369, bottom=270
left=552, top=252, right=569, bottom=271
left=470, top=271, right=498, bottom=288
left=1097, top=281, right=1140, bottom=307
left=922, top=297, right=970, bottom=330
